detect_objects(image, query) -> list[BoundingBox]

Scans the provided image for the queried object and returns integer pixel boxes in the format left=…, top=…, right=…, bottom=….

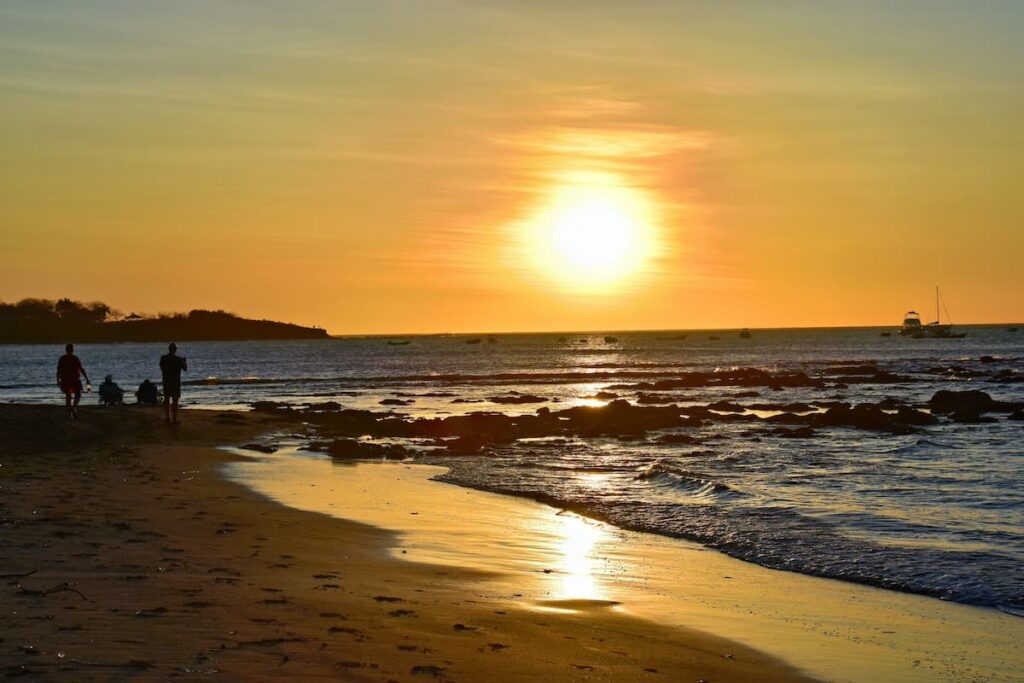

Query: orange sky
left=1, top=2, right=1021, bottom=334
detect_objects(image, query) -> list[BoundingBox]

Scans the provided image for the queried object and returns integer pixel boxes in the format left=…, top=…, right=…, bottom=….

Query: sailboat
left=899, top=286, right=966, bottom=339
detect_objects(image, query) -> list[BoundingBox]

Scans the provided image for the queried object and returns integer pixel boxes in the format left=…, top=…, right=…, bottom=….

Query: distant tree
left=15, top=298, right=56, bottom=319
left=55, top=298, right=109, bottom=323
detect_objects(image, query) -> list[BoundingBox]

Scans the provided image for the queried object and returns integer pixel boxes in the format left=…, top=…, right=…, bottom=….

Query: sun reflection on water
left=551, top=513, right=607, bottom=601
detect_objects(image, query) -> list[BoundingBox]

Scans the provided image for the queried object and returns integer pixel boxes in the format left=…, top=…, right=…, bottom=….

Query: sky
left=1, top=1, right=1021, bottom=334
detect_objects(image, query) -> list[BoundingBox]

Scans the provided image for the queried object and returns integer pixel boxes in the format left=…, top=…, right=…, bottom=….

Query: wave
left=635, top=461, right=738, bottom=498
left=883, top=438, right=957, bottom=454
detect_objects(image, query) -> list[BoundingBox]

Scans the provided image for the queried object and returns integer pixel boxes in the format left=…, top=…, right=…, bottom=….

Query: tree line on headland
left=0, top=298, right=329, bottom=344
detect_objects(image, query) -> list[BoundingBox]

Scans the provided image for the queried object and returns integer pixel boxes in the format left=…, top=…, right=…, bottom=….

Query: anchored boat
left=899, top=287, right=966, bottom=339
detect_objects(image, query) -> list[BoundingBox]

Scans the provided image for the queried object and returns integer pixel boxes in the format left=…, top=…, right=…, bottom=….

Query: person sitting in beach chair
left=97, top=375, right=125, bottom=405
left=135, top=378, right=160, bottom=406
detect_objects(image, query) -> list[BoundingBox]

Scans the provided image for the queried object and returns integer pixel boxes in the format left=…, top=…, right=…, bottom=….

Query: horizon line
left=327, top=321, right=1024, bottom=339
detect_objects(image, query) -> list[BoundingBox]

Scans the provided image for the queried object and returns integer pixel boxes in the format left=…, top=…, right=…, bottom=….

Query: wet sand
left=0, top=405, right=816, bottom=681
left=227, top=448, right=1024, bottom=683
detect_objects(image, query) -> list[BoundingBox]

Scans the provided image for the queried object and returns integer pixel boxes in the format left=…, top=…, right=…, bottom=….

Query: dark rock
left=636, top=393, right=679, bottom=405
left=586, top=391, right=619, bottom=400
left=240, top=443, right=277, bottom=453
left=814, top=403, right=891, bottom=430
left=306, top=401, right=342, bottom=411
left=551, top=400, right=686, bottom=436
left=488, top=394, right=548, bottom=404
left=708, top=400, right=745, bottom=413
left=927, top=390, right=1020, bottom=414
left=251, top=401, right=289, bottom=413
left=948, top=410, right=998, bottom=424
left=979, top=355, right=997, bottom=363
left=324, top=439, right=410, bottom=460
left=380, top=398, right=413, bottom=406
left=893, top=407, right=938, bottom=426
left=1008, top=410, right=1024, bottom=421
left=814, top=401, right=851, bottom=410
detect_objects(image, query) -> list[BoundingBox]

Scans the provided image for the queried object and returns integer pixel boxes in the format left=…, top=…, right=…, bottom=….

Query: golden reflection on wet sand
left=225, top=451, right=1024, bottom=683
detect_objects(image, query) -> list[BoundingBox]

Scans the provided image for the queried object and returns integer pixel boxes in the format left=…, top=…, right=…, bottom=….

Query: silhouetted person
left=97, top=375, right=124, bottom=405
left=56, top=343, right=90, bottom=419
left=136, top=379, right=159, bottom=406
left=160, top=342, right=187, bottom=423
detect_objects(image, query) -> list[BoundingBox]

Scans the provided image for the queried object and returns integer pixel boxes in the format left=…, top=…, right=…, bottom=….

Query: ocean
left=2, top=326, right=1021, bottom=612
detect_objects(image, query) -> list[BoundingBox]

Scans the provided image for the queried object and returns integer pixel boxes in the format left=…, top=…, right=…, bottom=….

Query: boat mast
left=936, top=285, right=940, bottom=324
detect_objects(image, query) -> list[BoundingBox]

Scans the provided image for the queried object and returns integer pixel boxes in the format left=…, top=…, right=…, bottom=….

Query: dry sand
left=0, top=405, right=816, bottom=681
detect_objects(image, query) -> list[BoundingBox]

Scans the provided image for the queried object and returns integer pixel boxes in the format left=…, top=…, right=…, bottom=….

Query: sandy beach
left=0, top=405, right=820, bottom=682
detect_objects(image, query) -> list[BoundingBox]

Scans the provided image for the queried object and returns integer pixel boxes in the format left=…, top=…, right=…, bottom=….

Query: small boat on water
left=386, top=340, right=410, bottom=346
left=604, top=336, right=619, bottom=343
left=899, top=286, right=966, bottom=339
left=738, top=329, right=752, bottom=339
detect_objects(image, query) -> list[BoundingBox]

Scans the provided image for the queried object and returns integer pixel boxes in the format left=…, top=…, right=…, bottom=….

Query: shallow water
left=2, top=326, right=1022, bottom=610
left=224, top=453, right=1024, bottom=683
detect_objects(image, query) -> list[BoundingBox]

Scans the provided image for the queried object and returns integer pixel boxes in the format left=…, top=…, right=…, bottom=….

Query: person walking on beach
left=57, top=343, right=90, bottom=419
left=159, top=342, right=188, bottom=424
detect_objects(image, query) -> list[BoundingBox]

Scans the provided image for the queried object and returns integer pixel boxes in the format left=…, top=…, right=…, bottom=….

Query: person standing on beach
left=159, top=342, right=188, bottom=424
left=57, top=343, right=90, bottom=419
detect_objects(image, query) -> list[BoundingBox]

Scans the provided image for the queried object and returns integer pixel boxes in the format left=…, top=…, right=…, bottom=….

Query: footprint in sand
left=411, top=665, right=445, bottom=677
left=257, top=598, right=288, bottom=606
left=373, top=596, right=403, bottom=603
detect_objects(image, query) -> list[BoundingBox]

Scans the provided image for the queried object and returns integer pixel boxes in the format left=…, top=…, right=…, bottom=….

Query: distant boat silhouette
left=604, top=336, right=619, bottom=343
left=387, top=340, right=410, bottom=346
left=739, top=329, right=752, bottom=339
left=899, top=286, right=966, bottom=339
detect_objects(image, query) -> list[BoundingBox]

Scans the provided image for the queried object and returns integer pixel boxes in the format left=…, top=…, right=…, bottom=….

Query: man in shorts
left=159, top=342, right=188, bottom=424
left=57, top=343, right=90, bottom=419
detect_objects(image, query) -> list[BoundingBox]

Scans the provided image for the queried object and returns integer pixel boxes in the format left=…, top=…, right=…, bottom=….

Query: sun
left=525, top=171, right=658, bottom=292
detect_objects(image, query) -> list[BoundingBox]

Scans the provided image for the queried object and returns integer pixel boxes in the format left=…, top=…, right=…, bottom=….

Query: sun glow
left=525, top=171, right=658, bottom=292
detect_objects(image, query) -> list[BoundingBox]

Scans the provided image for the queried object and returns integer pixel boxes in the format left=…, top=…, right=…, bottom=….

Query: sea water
left=2, top=326, right=1021, bottom=611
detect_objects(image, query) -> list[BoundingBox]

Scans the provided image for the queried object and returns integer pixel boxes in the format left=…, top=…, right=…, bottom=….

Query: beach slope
left=0, top=405, right=814, bottom=681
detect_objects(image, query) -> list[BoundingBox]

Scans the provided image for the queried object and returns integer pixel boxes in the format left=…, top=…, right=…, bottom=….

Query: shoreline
left=226, top=445, right=1024, bottom=683
left=0, top=405, right=817, bottom=681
